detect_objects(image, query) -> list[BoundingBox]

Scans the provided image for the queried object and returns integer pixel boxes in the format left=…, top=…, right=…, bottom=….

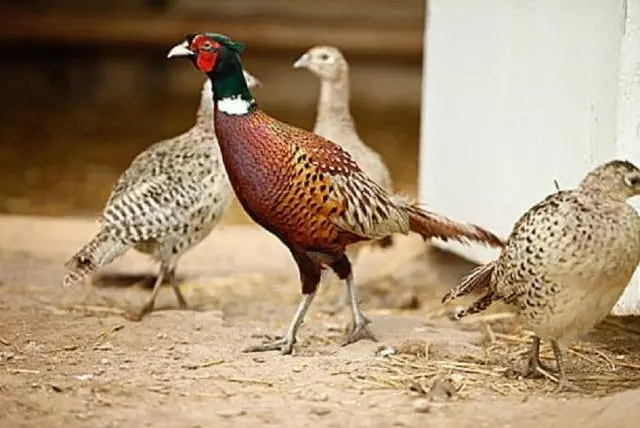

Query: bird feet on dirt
left=520, top=359, right=583, bottom=393
left=242, top=335, right=295, bottom=355
left=552, top=378, right=584, bottom=394
left=521, top=355, right=558, bottom=379
left=340, top=316, right=377, bottom=346
left=521, top=336, right=559, bottom=379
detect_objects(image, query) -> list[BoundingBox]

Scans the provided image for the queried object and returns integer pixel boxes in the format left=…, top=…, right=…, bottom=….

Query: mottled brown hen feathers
left=442, top=260, right=496, bottom=305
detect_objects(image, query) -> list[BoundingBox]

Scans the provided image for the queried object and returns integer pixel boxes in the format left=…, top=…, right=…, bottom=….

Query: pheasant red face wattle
left=191, top=34, right=221, bottom=73
left=167, top=35, right=221, bottom=74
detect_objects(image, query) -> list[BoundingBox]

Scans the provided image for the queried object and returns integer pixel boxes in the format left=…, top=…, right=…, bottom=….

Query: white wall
left=419, top=0, right=640, bottom=315
left=613, top=0, right=640, bottom=314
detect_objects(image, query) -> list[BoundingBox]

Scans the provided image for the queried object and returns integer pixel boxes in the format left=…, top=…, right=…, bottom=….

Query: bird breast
left=510, top=200, right=640, bottom=341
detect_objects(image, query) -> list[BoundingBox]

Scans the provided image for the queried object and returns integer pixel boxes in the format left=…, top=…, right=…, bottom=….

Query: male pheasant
left=294, top=45, right=395, bottom=314
left=62, top=70, right=262, bottom=320
left=442, top=160, right=640, bottom=392
left=168, top=32, right=504, bottom=355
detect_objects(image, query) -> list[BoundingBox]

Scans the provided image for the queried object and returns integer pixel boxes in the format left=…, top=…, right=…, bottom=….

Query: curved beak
left=167, top=41, right=195, bottom=59
left=293, top=53, right=310, bottom=69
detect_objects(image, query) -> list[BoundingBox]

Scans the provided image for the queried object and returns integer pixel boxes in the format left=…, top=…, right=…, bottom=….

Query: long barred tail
left=453, top=291, right=498, bottom=319
left=62, top=230, right=129, bottom=287
left=405, top=204, right=505, bottom=248
left=442, top=261, right=499, bottom=320
left=442, top=261, right=496, bottom=304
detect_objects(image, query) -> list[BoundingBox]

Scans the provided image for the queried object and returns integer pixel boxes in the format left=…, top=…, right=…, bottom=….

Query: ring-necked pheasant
left=442, top=160, right=640, bottom=392
left=62, top=70, right=262, bottom=321
left=294, top=45, right=395, bottom=315
left=168, top=32, right=504, bottom=354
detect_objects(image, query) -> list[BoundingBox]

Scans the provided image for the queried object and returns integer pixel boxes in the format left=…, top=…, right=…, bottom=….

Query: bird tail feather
left=406, top=204, right=504, bottom=248
left=442, top=261, right=496, bottom=304
left=62, top=230, right=128, bottom=287
left=442, top=260, right=499, bottom=320
left=454, top=291, right=498, bottom=319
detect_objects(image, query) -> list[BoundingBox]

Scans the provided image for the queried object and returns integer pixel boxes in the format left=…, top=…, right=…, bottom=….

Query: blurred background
left=0, top=1, right=425, bottom=223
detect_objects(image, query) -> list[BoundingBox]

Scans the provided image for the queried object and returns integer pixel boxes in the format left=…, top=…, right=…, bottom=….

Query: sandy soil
left=1, top=215, right=640, bottom=428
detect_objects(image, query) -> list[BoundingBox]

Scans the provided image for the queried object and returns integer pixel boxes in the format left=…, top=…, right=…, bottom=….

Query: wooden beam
left=0, top=9, right=424, bottom=60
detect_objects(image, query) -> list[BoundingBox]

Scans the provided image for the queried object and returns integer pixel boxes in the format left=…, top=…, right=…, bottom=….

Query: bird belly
left=519, top=275, right=632, bottom=342
left=516, top=217, right=640, bottom=342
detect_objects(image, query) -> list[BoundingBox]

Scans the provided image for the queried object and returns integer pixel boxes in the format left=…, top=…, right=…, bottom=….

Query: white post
left=419, top=0, right=640, bottom=315
left=613, top=0, right=640, bottom=315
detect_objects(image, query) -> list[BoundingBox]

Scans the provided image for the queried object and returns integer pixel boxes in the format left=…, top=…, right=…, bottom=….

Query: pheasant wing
left=100, top=173, right=208, bottom=244
left=269, top=120, right=409, bottom=243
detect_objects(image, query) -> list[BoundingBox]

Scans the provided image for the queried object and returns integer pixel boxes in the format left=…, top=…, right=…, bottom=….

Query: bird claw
left=341, top=320, right=377, bottom=346
left=242, top=336, right=295, bottom=355
left=552, top=379, right=584, bottom=394
left=521, top=357, right=583, bottom=393
left=521, top=356, right=558, bottom=379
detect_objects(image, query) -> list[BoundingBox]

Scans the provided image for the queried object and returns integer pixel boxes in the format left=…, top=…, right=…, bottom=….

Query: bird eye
left=201, top=41, right=213, bottom=50
left=625, top=175, right=640, bottom=186
left=319, top=53, right=330, bottom=61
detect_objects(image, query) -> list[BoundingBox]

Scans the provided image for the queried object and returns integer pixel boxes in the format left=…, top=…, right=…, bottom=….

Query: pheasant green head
left=168, top=32, right=255, bottom=114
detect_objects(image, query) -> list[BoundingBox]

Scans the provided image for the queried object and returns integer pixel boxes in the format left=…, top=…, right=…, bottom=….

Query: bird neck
left=315, top=76, right=355, bottom=134
left=195, top=80, right=215, bottom=130
left=208, top=52, right=256, bottom=116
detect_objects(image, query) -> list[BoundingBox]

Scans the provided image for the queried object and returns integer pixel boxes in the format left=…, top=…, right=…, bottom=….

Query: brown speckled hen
left=168, top=32, right=505, bottom=355
left=62, top=70, right=261, bottom=321
left=442, top=160, right=640, bottom=392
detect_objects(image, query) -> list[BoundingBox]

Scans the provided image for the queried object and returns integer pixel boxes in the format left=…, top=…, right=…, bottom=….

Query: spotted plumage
left=442, top=160, right=640, bottom=391
left=168, top=32, right=504, bottom=354
left=62, top=71, right=261, bottom=320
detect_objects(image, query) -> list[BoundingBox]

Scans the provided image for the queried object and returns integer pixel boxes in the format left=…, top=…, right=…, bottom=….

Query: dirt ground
left=2, top=215, right=640, bottom=428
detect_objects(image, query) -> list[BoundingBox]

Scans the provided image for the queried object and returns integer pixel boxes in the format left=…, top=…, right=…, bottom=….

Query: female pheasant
left=294, top=45, right=395, bottom=315
left=62, top=70, right=261, bottom=320
left=442, top=160, right=640, bottom=391
left=168, top=32, right=504, bottom=355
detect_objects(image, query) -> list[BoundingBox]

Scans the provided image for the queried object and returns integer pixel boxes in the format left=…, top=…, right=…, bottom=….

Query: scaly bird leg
left=324, top=249, right=362, bottom=316
left=341, top=273, right=376, bottom=346
left=125, top=266, right=167, bottom=322
left=168, top=267, right=188, bottom=309
left=243, top=292, right=317, bottom=355
left=521, top=336, right=558, bottom=378
left=551, top=340, right=583, bottom=393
